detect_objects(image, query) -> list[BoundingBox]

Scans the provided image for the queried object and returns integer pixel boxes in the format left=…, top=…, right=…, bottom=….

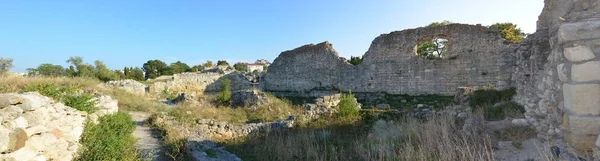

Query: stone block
left=9, top=128, right=28, bottom=151
left=0, top=94, right=24, bottom=109
left=565, top=133, right=597, bottom=152
left=563, top=84, right=600, bottom=115
left=0, top=126, right=10, bottom=152
left=569, top=116, right=600, bottom=135
left=564, top=45, right=596, bottom=62
left=557, top=63, right=568, bottom=82
left=572, top=61, right=600, bottom=82
left=559, top=21, right=600, bottom=44
left=4, top=147, right=37, bottom=161
left=596, top=134, right=600, bottom=148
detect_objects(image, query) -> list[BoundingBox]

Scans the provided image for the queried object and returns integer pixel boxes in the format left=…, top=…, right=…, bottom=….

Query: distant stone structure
left=103, top=79, right=148, bottom=95
left=263, top=24, right=515, bottom=95
left=150, top=71, right=253, bottom=94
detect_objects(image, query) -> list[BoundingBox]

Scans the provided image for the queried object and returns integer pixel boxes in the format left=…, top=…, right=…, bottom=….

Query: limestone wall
left=151, top=71, right=253, bottom=94
left=513, top=0, right=600, bottom=157
left=263, top=24, right=515, bottom=95
left=0, top=92, right=118, bottom=160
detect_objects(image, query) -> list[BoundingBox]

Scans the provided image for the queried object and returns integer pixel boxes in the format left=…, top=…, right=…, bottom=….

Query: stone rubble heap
left=0, top=92, right=86, bottom=161
left=0, top=92, right=119, bottom=161
left=103, top=79, right=148, bottom=95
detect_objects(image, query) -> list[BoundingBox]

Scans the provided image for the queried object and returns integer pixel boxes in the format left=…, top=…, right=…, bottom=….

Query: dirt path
left=129, top=111, right=168, bottom=161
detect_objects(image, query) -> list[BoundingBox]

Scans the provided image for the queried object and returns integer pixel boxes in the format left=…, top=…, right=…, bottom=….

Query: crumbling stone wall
left=264, top=24, right=515, bottom=95
left=0, top=92, right=118, bottom=160
left=513, top=0, right=600, bottom=157
left=151, top=71, right=253, bottom=94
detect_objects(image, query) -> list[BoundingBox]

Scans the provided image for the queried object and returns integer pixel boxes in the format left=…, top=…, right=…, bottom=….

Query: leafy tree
left=217, top=60, right=229, bottom=66
left=66, top=66, right=77, bottom=77
left=190, top=65, right=204, bottom=72
left=0, top=57, right=14, bottom=75
left=27, top=63, right=65, bottom=76
left=347, top=56, right=362, bottom=65
left=130, top=67, right=145, bottom=81
left=416, top=38, right=448, bottom=59
left=94, top=60, right=120, bottom=82
left=427, top=20, right=454, bottom=27
left=66, top=56, right=97, bottom=78
left=142, top=60, right=168, bottom=79
left=203, top=61, right=214, bottom=69
left=169, top=61, right=190, bottom=74
left=489, top=23, right=526, bottom=43
left=217, top=78, right=232, bottom=106
left=233, top=63, right=248, bottom=71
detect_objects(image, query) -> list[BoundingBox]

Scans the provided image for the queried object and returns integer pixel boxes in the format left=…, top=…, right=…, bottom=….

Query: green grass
left=76, top=112, right=140, bottom=161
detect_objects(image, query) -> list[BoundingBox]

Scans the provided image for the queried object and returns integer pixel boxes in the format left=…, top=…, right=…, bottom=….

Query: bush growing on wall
left=218, top=78, right=232, bottom=106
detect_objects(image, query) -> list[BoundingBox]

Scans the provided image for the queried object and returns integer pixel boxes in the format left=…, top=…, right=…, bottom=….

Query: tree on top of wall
left=489, top=23, right=526, bottom=43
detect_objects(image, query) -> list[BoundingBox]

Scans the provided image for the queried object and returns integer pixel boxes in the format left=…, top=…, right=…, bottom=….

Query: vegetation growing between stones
left=470, top=88, right=523, bottom=121
left=76, top=112, right=140, bottom=161
left=22, top=83, right=98, bottom=113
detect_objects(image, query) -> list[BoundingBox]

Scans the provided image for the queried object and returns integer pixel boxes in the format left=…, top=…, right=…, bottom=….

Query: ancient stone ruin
left=262, top=0, right=600, bottom=158
left=263, top=24, right=515, bottom=95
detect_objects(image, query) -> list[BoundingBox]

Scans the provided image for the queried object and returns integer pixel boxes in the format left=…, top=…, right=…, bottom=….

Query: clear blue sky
left=1, top=0, right=543, bottom=72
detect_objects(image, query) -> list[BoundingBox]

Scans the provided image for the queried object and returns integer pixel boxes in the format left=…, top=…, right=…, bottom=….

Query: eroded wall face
left=264, top=24, right=515, bottom=95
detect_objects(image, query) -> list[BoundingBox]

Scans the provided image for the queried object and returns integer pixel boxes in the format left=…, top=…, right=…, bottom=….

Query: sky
left=1, top=0, right=544, bottom=72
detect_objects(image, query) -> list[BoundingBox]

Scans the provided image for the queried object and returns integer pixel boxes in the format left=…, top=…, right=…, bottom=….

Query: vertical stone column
left=558, top=20, right=600, bottom=153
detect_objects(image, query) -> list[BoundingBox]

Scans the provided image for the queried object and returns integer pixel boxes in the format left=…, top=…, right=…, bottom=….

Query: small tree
left=203, top=61, right=214, bottom=69
left=489, top=23, right=526, bottom=43
left=217, top=60, right=229, bottom=66
left=0, top=57, right=14, bottom=75
left=337, top=91, right=360, bottom=120
left=233, top=63, right=248, bottom=71
left=217, top=78, right=232, bottom=106
left=427, top=20, right=454, bottom=27
left=27, top=63, right=65, bottom=77
left=347, top=56, right=362, bottom=65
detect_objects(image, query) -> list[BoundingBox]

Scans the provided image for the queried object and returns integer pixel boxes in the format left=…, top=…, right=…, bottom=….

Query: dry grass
left=167, top=93, right=302, bottom=125
left=225, top=115, right=496, bottom=161
left=0, top=75, right=101, bottom=93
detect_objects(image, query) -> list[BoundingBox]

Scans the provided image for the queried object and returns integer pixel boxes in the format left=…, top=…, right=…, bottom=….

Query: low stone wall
left=151, top=71, right=253, bottom=94
left=0, top=92, right=118, bottom=160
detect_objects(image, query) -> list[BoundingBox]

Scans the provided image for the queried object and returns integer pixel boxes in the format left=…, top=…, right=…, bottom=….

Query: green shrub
left=337, top=91, right=360, bottom=120
left=63, top=94, right=97, bottom=113
left=470, top=88, right=518, bottom=108
left=217, top=78, right=232, bottom=105
left=499, top=87, right=516, bottom=101
left=160, top=89, right=178, bottom=100
left=483, top=101, right=525, bottom=121
left=76, top=112, right=140, bottom=161
left=23, top=83, right=97, bottom=113
left=469, top=89, right=501, bottom=107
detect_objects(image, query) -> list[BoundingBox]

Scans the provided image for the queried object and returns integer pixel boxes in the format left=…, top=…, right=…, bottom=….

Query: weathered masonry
left=263, top=24, right=516, bottom=95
